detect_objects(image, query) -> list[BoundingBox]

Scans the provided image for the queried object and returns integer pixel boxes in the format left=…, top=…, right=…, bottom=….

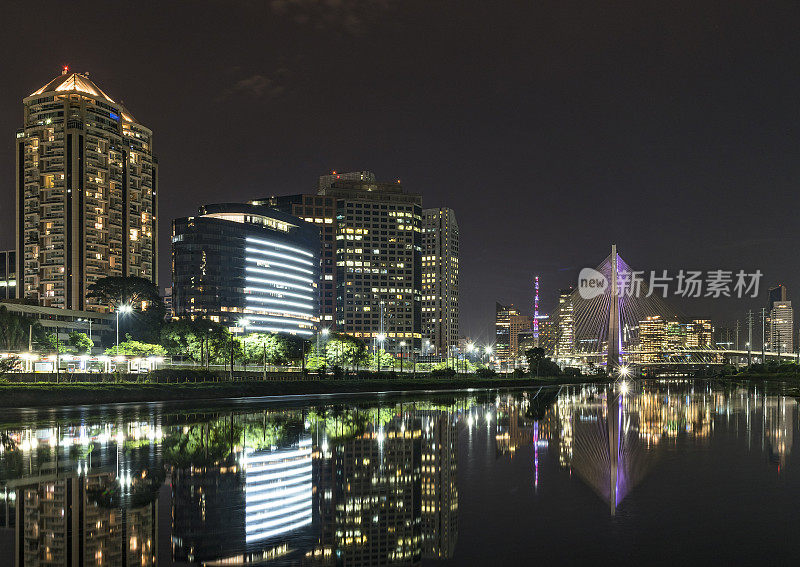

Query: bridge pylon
left=607, top=244, right=621, bottom=372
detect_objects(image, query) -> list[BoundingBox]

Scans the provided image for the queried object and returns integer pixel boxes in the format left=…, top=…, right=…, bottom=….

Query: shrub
left=431, top=367, right=456, bottom=378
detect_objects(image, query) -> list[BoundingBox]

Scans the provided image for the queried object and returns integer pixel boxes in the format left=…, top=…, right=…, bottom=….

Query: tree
left=241, top=333, right=290, bottom=366
left=105, top=335, right=167, bottom=356
left=43, top=333, right=69, bottom=353
left=0, top=306, right=43, bottom=351
left=68, top=331, right=93, bottom=354
left=87, top=276, right=165, bottom=341
left=161, top=319, right=231, bottom=365
left=525, top=347, right=561, bottom=377
left=323, top=333, right=369, bottom=370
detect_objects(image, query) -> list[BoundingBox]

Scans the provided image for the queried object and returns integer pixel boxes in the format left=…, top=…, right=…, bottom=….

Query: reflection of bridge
left=493, top=383, right=798, bottom=516
left=556, top=245, right=766, bottom=372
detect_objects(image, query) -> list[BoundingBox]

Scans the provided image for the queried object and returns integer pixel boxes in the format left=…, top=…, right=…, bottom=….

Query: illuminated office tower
left=422, top=208, right=459, bottom=355
left=260, top=194, right=338, bottom=327
left=16, top=69, right=158, bottom=310
left=639, top=315, right=666, bottom=363
left=555, top=289, right=574, bottom=360
left=770, top=301, right=793, bottom=353
left=319, top=174, right=423, bottom=348
left=495, top=303, right=520, bottom=372
left=537, top=316, right=557, bottom=357
left=685, top=319, right=713, bottom=349
left=510, top=314, right=533, bottom=360
left=172, top=203, right=319, bottom=334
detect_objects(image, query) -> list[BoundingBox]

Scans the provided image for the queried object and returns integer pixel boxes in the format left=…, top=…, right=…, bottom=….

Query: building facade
left=16, top=69, right=158, bottom=311
left=318, top=175, right=423, bottom=349
left=422, top=208, right=459, bottom=355
left=171, top=203, right=319, bottom=335
left=770, top=301, right=794, bottom=353
left=495, top=303, right=520, bottom=371
left=0, top=250, right=16, bottom=299
left=555, top=289, right=574, bottom=361
left=260, top=194, right=337, bottom=328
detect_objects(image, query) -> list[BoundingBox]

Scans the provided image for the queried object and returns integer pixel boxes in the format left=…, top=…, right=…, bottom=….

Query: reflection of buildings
left=536, top=384, right=800, bottom=515
left=421, top=413, right=458, bottom=560
left=171, top=456, right=246, bottom=564
left=245, top=437, right=313, bottom=544
left=171, top=436, right=314, bottom=565
left=310, top=411, right=458, bottom=565
left=765, top=396, right=794, bottom=468
left=313, top=418, right=422, bottom=565
left=16, top=472, right=157, bottom=566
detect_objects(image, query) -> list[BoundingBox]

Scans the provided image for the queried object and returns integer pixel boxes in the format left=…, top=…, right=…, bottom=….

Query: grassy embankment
left=0, top=373, right=606, bottom=407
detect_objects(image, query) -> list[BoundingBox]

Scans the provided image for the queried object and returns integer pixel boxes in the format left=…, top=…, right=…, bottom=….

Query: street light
left=317, top=328, right=330, bottom=372
left=78, top=318, right=93, bottom=343
left=238, top=319, right=249, bottom=373
left=400, top=341, right=406, bottom=374
left=115, top=305, right=132, bottom=352
left=376, top=333, right=386, bottom=371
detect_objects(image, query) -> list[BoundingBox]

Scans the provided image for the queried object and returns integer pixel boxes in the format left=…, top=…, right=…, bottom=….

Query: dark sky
left=1, top=1, right=799, bottom=342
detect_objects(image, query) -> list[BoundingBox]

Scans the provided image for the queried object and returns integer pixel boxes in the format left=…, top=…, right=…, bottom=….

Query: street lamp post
left=376, top=333, right=386, bottom=372
left=319, top=328, right=330, bottom=374
left=238, top=319, right=249, bottom=374
left=115, top=305, right=132, bottom=353
left=399, top=341, right=406, bottom=374
left=78, top=318, right=93, bottom=343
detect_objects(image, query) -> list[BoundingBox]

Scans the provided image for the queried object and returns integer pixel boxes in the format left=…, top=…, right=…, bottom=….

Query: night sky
left=1, top=1, right=799, bottom=342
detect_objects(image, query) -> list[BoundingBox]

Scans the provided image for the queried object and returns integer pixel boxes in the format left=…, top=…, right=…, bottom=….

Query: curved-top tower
left=15, top=67, right=158, bottom=311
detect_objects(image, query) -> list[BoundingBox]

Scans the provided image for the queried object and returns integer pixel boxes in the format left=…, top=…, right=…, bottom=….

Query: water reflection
left=0, top=382, right=797, bottom=565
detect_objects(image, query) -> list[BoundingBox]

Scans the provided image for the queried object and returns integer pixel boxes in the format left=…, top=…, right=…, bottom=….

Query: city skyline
left=0, top=2, right=799, bottom=339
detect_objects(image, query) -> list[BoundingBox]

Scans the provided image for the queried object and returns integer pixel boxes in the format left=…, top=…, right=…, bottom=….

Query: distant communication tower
left=534, top=275, right=540, bottom=346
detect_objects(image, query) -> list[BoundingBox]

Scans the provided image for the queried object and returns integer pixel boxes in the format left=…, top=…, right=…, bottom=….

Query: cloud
left=268, top=0, right=398, bottom=35
left=220, top=72, right=287, bottom=100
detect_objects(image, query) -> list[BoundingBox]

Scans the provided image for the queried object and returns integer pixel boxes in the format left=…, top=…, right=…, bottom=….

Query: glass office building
left=172, top=203, right=320, bottom=335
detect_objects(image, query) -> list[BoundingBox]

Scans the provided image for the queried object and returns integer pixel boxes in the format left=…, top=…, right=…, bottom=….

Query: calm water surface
left=0, top=381, right=798, bottom=566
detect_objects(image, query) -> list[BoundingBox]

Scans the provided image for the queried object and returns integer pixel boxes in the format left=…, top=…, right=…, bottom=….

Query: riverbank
left=0, top=375, right=606, bottom=407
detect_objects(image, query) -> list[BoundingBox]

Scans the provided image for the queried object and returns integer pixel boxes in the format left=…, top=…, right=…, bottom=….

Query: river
left=0, top=381, right=796, bottom=565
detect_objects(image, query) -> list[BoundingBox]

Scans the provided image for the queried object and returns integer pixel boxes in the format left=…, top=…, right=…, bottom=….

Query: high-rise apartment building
left=16, top=69, right=158, bottom=311
left=422, top=208, right=459, bottom=354
left=770, top=301, right=793, bottom=353
left=318, top=174, right=423, bottom=348
left=0, top=250, right=16, bottom=299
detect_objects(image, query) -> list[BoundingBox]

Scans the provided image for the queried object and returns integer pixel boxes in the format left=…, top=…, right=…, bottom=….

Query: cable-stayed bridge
left=554, top=246, right=780, bottom=373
